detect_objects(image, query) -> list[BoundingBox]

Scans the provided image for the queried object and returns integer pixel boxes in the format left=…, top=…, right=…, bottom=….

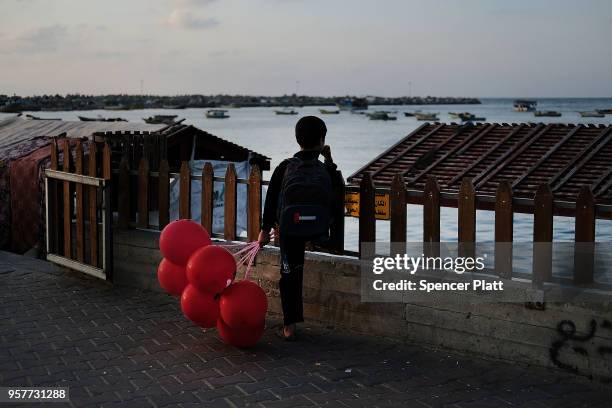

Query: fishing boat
left=78, top=115, right=127, bottom=122
left=143, top=114, right=179, bottom=125
left=414, top=112, right=439, bottom=121
left=534, top=111, right=562, bottom=117
left=596, top=109, right=612, bottom=115
left=205, top=109, right=230, bottom=119
left=579, top=111, right=605, bottom=118
left=274, top=108, right=298, bottom=115
left=319, top=109, right=340, bottom=115
left=513, top=100, right=537, bottom=112
left=448, top=112, right=463, bottom=119
left=460, top=115, right=486, bottom=122
left=368, top=111, right=397, bottom=121
left=404, top=110, right=422, bottom=117
left=449, top=112, right=480, bottom=120
left=337, top=97, right=368, bottom=111
left=24, top=114, right=61, bottom=121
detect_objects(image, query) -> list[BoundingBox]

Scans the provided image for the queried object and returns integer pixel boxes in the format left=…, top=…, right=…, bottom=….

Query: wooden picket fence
left=353, top=172, right=608, bottom=286
left=115, top=154, right=346, bottom=253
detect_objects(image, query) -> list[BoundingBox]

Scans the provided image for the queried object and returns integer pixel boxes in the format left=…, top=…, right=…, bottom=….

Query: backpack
left=277, top=157, right=333, bottom=238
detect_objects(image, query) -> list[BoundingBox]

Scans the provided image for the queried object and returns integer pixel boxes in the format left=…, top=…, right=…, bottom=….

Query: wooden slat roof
left=348, top=123, right=612, bottom=204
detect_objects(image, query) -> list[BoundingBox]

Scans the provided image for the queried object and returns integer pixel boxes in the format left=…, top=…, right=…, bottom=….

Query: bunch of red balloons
left=157, top=219, right=267, bottom=348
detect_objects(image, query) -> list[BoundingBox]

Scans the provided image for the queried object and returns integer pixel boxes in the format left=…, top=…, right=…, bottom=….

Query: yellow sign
left=345, top=192, right=390, bottom=220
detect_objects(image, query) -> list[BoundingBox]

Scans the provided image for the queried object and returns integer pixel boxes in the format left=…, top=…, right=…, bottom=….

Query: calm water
left=4, top=98, right=612, bottom=249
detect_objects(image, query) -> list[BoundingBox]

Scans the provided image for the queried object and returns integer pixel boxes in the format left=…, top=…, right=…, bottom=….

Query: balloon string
left=243, top=244, right=260, bottom=281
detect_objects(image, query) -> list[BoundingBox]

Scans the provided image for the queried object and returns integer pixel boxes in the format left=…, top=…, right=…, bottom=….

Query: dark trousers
left=279, top=237, right=306, bottom=326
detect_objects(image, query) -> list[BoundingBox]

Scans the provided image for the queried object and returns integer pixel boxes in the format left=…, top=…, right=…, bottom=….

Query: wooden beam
left=574, top=186, right=595, bottom=285
left=88, top=141, right=98, bottom=267
left=158, top=159, right=170, bottom=230
left=410, top=124, right=496, bottom=185
left=201, top=162, right=214, bottom=233
left=532, top=184, right=553, bottom=287
left=179, top=161, right=191, bottom=219
left=369, top=123, right=445, bottom=179
left=511, top=125, right=582, bottom=190
left=358, top=172, right=376, bottom=259
left=447, top=124, right=525, bottom=187
left=347, top=123, right=429, bottom=182
left=224, top=163, right=237, bottom=240
left=474, top=124, right=550, bottom=189
left=62, top=139, right=72, bottom=258
left=550, top=127, right=612, bottom=192
left=137, top=157, right=149, bottom=228
left=390, top=173, right=407, bottom=254
left=48, top=139, right=60, bottom=254
left=74, top=140, right=84, bottom=262
left=494, top=181, right=513, bottom=279
left=247, top=165, right=261, bottom=242
left=118, top=157, right=130, bottom=229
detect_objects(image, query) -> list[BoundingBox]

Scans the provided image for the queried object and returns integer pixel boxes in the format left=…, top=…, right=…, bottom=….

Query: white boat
left=206, top=109, right=230, bottom=119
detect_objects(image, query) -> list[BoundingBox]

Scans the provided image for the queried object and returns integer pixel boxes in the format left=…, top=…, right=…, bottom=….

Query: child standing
left=258, top=116, right=339, bottom=340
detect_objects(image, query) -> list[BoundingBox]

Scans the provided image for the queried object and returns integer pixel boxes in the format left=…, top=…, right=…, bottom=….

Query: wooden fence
left=353, top=172, right=608, bottom=287
left=114, top=154, right=346, bottom=253
left=45, top=138, right=112, bottom=280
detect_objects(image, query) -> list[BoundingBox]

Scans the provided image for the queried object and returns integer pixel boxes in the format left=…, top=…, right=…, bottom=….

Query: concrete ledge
left=112, top=228, right=612, bottom=381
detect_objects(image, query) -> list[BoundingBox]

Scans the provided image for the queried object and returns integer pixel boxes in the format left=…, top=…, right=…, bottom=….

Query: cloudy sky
left=1, top=0, right=611, bottom=97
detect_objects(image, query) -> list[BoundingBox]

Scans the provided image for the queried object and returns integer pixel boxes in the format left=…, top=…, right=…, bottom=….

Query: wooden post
left=224, top=163, right=237, bottom=240
left=574, top=186, right=595, bottom=285
left=359, top=172, right=375, bottom=259
left=247, top=165, right=261, bottom=242
left=390, top=173, right=407, bottom=254
left=495, top=181, right=513, bottom=279
left=103, top=142, right=111, bottom=180
left=74, top=140, right=85, bottom=262
left=88, top=141, right=98, bottom=267
left=423, top=176, right=440, bottom=258
left=118, top=156, right=130, bottom=228
left=137, top=157, right=149, bottom=228
left=62, top=139, right=72, bottom=258
left=201, top=162, right=214, bottom=233
left=329, top=170, right=346, bottom=254
left=48, top=139, right=60, bottom=254
left=458, top=178, right=476, bottom=258
left=179, top=161, right=191, bottom=219
left=532, top=184, right=553, bottom=287
left=158, top=159, right=170, bottom=230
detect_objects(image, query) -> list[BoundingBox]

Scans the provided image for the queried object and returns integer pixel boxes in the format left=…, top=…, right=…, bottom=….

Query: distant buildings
left=0, top=94, right=480, bottom=113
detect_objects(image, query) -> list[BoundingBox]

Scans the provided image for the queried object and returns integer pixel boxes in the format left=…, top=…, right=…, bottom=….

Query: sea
left=3, top=98, right=612, bottom=250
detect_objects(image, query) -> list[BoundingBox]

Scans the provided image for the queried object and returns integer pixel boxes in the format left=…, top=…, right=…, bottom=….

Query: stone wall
left=113, top=228, right=612, bottom=381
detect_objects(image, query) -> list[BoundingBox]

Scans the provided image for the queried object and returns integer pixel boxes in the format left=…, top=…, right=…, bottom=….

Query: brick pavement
left=1, top=250, right=612, bottom=407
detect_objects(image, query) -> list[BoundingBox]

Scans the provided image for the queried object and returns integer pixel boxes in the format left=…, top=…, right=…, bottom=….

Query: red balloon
left=217, top=317, right=265, bottom=348
left=157, top=258, right=188, bottom=296
left=160, top=220, right=211, bottom=266
left=181, top=284, right=219, bottom=328
left=219, top=281, right=268, bottom=329
left=186, top=245, right=236, bottom=294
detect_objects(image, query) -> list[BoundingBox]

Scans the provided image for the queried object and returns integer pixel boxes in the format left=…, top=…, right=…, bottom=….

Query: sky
left=0, top=0, right=611, bottom=98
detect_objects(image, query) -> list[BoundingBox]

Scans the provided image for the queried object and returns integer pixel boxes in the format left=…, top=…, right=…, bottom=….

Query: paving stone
left=1, top=251, right=612, bottom=407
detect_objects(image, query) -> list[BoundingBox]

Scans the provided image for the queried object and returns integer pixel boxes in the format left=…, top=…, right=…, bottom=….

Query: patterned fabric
left=9, top=145, right=53, bottom=253
left=0, top=137, right=51, bottom=249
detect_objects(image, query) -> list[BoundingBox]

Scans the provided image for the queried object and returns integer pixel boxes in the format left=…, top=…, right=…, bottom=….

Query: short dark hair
left=295, top=116, right=327, bottom=148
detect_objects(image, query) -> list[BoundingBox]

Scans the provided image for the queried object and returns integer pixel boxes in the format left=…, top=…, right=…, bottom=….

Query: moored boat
left=78, top=115, right=127, bottom=122
left=579, top=111, right=605, bottom=118
left=513, top=100, right=537, bottom=112
left=368, top=111, right=397, bottom=121
left=414, top=112, right=439, bottom=121
left=205, top=109, right=230, bottom=119
left=337, top=97, right=368, bottom=111
left=534, top=111, right=562, bottom=117
left=319, top=109, right=340, bottom=114
left=596, top=109, right=612, bottom=115
left=143, top=114, right=179, bottom=124
left=275, top=108, right=298, bottom=115
left=404, top=110, right=422, bottom=117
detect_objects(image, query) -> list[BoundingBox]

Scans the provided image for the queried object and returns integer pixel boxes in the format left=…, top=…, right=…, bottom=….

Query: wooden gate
left=44, top=138, right=113, bottom=281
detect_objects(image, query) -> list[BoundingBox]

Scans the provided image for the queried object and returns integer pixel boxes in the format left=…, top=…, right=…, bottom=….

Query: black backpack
left=277, top=157, right=332, bottom=238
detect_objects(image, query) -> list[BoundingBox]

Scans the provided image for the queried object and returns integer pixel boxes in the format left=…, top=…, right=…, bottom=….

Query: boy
left=258, top=116, right=338, bottom=341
